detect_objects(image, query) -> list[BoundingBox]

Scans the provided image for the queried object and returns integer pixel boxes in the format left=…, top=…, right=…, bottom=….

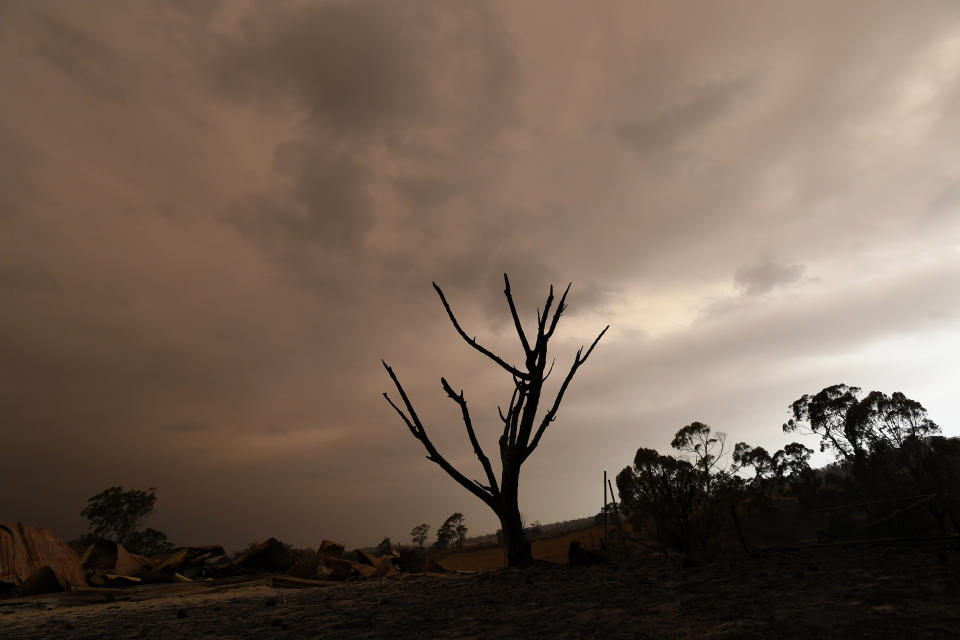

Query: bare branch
left=382, top=360, right=426, bottom=436
left=382, top=361, right=495, bottom=507
left=524, top=325, right=609, bottom=459
left=433, top=282, right=530, bottom=379
left=503, top=274, right=532, bottom=356
left=542, top=358, right=556, bottom=383
left=544, top=282, right=572, bottom=340
left=509, top=380, right=526, bottom=447
left=498, top=383, right=521, bottom=426
left=383, top=393, right=418, bottom=438
left=441, top=377, right=501, bottom=497
left=536, top=285, right=555, bottom=342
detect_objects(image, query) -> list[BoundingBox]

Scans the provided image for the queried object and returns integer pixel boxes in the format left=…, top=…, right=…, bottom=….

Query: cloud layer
left=1, top=0, right=958, bottom=550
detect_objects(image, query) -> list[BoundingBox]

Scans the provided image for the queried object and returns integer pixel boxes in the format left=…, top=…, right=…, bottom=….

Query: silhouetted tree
left=672, top=422, right=729, bottom=476
left=410, top=523, right=430, bottom=547
left=784, top=384, right=940, bottom=474
left=81, top=486, right=174, bottom=556
left=728, top=440, right=814, bottom=549
left=383, top=274, right=608, bottom=566
left=435, top=518, right=456, bottom=550
left=618, top=422, right=813, bottom=551
left=616, top=445, right=715, bottom=551
left=433, top=513, right=468, bottom=551
left=454, top=514, right=468, bottom=550
left=785, top=384, right=957, bottom=531
left=924, top=436, right=960, bottom=531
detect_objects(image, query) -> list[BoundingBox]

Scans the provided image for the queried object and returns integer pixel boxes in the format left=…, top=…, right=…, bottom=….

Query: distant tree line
left=406, top=512, right=469, bottom=552
left=616, top=384, right=959, bottom=551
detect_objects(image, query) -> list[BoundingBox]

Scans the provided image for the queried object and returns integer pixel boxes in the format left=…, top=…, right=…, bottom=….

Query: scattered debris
left=2, top=527, right=412, bottom=600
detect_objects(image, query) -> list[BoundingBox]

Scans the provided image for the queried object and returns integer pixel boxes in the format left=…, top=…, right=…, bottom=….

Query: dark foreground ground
left=2, top=539, right=958, bottom=639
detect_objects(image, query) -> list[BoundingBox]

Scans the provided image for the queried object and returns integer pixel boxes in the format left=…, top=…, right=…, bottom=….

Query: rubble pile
left=1, top=522, right=418, bottom=599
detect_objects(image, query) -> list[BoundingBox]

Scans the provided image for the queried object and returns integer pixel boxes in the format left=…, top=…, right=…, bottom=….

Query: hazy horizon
left=1, top=0, right=958, bottom=552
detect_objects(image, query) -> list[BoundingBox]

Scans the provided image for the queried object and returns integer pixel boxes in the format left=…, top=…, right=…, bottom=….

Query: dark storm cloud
left=212, top=0, right=522, bottom=308
left=31, top=12, right=132, bottom=101
left=734, top=258, right=805, bottom=296
left=617, top=77, right=753, bottom=154
left=0, top=126, right=40, bottom=220
left=0, top=264, right=62, bottom=293
left=228, top=142, right=375, bottom=251
left=394, top=176, right=464, bottom=209
left=2, top=0, right=959, bottom=552
left=214, top=3, right=428, bottom=131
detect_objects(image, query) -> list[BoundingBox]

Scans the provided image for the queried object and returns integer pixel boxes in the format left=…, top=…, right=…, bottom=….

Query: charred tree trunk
left=383, top=274, right=607, bottom=567
left=496, top=497, right=532, bottom=566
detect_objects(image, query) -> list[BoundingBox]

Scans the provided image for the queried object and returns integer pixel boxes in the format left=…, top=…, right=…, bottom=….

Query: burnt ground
left=2, top=540, right=958, bottom=639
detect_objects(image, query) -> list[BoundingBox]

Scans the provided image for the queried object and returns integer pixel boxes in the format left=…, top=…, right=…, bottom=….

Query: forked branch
left=544, top=283, right=571, bottom=341
left=433, top=282, right=530, bottom=380
left=441, top=377, right=501, bottom=498
left=382, top=361, right=496, bottom=507
left=503, top=274, right=532, bottom=357
left=524, top=324, right=610, bottom=459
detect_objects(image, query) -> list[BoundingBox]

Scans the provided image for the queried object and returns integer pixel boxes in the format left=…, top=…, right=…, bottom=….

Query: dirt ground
left=2, top=540, right=958, bottom=639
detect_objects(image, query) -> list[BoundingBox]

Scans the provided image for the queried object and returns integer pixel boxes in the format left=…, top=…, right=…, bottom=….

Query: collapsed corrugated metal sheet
left=235, top=538, right=293, bottom=573
left=69, top=539, right=156, bottom=578
left=150, top=548, right=188, bottom=573
left=0, top=523, right=86, bottom=593
left=145, top=546, right=225, bottom=581
left=318, top=539, right=345, bottom=557
left=372, top=556, right=397, bottom=577
left=321, top=556, right=354, bottom=580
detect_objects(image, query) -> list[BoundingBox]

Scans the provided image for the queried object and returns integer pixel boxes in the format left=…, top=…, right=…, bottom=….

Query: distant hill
left=464, top=514, right=598, bottom=546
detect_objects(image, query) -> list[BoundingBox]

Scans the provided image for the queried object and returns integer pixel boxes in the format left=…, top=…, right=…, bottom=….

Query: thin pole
left=603, top=470, right=609, bottom=547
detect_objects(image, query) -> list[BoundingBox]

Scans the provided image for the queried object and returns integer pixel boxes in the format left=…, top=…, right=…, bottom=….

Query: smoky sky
left=1, top=0, right=959, bottom=551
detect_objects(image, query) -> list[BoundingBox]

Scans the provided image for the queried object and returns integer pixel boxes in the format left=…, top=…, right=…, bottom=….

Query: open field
left=2, top=537, right=957, bottom=639
left=438, top=525, right=612, bottom=571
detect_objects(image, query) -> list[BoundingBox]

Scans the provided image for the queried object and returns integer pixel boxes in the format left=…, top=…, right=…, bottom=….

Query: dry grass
left=437, top=525, right=614, bottom=571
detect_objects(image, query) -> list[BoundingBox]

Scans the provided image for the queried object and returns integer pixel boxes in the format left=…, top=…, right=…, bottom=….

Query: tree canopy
left=81, top=486, right=173, bottom=556
left=410, top=523, right=430, bottom=547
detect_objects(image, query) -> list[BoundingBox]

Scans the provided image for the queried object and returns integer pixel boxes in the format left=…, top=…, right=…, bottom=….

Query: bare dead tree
left=382, top=274, right=608, bottom=566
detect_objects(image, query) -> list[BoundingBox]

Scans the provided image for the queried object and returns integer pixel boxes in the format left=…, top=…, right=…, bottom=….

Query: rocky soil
left=2, top=540, right=958, bottom=639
